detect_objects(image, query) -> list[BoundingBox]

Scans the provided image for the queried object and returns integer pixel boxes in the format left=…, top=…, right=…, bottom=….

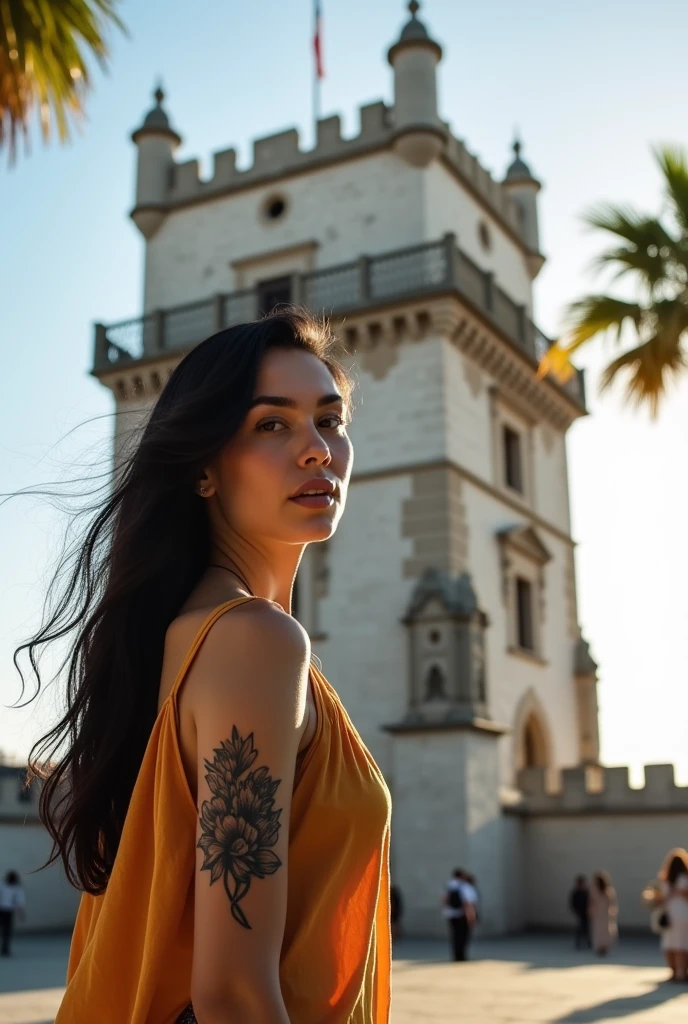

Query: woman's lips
left=289, top=493, right=335, bottom=509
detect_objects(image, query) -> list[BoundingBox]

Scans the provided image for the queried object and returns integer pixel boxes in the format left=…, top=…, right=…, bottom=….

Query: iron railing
left=94, top=234, right=585, bottom=406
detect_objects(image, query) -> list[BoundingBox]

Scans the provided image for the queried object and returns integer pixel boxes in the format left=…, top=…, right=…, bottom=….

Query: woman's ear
left=196, top=476, right=214, bottom=498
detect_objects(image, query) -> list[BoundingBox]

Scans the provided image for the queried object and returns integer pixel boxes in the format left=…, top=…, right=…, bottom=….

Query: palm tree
left=0, top=0, right=125, bottom=162
left=540, top=146, right=688, bottom=416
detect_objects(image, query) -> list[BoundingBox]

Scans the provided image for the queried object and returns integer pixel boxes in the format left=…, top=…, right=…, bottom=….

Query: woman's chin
left=289, top=512, right=340, bottom=544
left=301, top=519, right=338, bottom=543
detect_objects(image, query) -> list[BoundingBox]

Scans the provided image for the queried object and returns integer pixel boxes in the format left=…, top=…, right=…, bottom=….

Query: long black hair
left=13, top=308, right=351, bottom=895
left=660, top=848, right=688, bottom=885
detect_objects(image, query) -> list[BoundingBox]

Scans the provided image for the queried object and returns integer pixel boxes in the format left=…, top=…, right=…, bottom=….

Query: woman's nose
left=299, top=429, right=331, bottom=466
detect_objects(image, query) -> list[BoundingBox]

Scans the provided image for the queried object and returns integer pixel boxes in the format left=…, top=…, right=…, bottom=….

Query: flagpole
left=313, top=0, right=322, bottom=142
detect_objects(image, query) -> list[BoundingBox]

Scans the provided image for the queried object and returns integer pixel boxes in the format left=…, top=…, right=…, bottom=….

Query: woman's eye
left=257, top=419, right=287, bottom=432
left=320, top=413, right=345, bottom=429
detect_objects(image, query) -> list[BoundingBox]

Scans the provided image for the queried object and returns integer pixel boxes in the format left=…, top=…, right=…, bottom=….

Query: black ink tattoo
left=197, top=726, right=282, bottom=929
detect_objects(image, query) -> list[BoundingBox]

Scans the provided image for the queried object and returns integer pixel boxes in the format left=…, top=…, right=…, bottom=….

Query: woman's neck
left=208, top=540, right=303, bottom=615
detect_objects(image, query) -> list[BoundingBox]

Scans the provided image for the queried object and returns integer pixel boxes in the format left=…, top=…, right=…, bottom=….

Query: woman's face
left=210, top=347, right=353, bottom=546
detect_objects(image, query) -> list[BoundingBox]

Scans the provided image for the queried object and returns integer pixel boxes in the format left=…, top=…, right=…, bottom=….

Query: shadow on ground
left=552, top=981, right=685, bottom=1022
left=393, top=932, right=668, bottom=972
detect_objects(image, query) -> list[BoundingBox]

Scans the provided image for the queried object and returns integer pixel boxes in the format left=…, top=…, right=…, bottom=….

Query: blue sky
left=2, top=0, right=687, bottom=781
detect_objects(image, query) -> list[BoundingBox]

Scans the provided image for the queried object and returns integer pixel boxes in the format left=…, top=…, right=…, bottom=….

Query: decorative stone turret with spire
left=130, top=85, right=182, bottom=239
left=502, top=136, right=544, bottom=277
left=387, top=1, right=446, bottom=167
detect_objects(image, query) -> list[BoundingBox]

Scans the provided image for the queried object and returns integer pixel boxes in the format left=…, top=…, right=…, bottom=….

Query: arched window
left=425, top=664, right=446, bottom=701
left=522, top=712, right=547, bottom=769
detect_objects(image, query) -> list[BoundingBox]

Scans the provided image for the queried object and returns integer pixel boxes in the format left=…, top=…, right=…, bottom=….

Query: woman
left=16, top=310, right=392, bottom=1023
left=588, top=871, right=618, bottom=956
left=0, top=870, right=26, bottom=956
left=655, top=848, right=688, bottom=982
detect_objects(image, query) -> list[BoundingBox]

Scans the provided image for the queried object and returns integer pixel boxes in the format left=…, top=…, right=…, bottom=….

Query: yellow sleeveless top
left=56, top=598, right=392, bottom=1023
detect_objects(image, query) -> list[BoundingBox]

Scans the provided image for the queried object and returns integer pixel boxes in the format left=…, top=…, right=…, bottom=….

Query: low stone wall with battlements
left=507, top=764, right=688, bottom=931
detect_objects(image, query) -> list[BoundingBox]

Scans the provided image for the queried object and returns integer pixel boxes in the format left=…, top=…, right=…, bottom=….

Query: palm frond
left=538, top=294, right=644, bottom=387
left=537, top=342, right=577, bottom=383
left=0, top=0, right=127, bottom=162
left=583, top=204, right=688, bottom=292
left=548, top=144, right=688, bottom=413
left=599, top=336, right=686, bottom=418
left=654, top=144, right=688, bottom=236
left=561, top=294, right=645, bottom=352
left=584, top=202, right=651, bottom=243
left=590, top=237, right=672, bottom=293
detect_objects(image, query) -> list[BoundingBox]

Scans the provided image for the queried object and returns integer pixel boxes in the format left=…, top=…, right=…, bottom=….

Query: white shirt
left=442, top=879, right=473, bottom=919
left=0, top=883, right=26, bottom=912
left=462, top=881, right=479, bottom=907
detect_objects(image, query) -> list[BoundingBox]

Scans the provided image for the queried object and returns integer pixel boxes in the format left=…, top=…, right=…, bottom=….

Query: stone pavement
left=1, top=932, right=687, bottom=1023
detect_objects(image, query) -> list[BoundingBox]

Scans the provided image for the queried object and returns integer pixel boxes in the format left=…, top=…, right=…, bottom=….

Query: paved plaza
left=1, top=932, right=687, bottom=1023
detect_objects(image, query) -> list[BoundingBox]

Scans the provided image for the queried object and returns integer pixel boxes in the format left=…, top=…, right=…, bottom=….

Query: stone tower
left=92, top=2, right=597, bottom=935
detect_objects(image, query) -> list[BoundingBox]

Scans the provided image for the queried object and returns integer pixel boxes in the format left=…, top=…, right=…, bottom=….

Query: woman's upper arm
left=187, top=602, right=310, bottom=1018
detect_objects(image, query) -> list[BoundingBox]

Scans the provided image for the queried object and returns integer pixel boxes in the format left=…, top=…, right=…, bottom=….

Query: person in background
left=459, top=871, right=479, bottom=959
left=588, top=871, right=618, bottom=956
left=461, top=872, right=480, bottom=927
left=569, top=875, right=590, bottom=949
left=0, top=871, right=27, bottom=957
left=442, top=868, right=476, bottom=962
left=654, top=848, right=688, bottom=982
left=390, top=884, right=404, bottom=940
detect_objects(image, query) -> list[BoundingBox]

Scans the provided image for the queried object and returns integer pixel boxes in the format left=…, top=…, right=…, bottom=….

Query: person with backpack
left=442, top=868, right=476, bottom=961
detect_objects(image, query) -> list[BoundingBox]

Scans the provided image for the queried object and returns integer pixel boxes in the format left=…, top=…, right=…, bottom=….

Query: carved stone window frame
left=497, top=526, right=551, bottom=662
left=230, top=239, right=319, bottom=290
left=489, top=386, right=535, bottom=507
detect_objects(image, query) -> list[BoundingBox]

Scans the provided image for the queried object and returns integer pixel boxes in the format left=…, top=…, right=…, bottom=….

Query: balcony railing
left=94, top=234, right=585, bottom=406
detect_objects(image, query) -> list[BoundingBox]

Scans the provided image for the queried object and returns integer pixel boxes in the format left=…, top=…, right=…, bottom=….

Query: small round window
left=478, top=220, right=492, bottom=252
left=263, top=194, right=288, bottom=222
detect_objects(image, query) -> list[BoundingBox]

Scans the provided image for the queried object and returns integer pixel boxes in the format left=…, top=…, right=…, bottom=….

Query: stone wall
left=512, top=764, right=688, bottom=931
left=143, top=151, right=426, bottom=312
left=0, top=768, right=80, bottom=932
left=424, top=160, right=533, bottom=308
left=389, top=728, right=506, bottom=938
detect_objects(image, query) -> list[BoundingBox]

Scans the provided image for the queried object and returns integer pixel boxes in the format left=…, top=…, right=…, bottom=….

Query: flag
left=314, top=0, right=325, bottom=80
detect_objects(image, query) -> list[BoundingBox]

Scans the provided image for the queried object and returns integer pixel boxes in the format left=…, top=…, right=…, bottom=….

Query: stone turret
left=502, top=137, right=544, bottom=277
left=130, top=86, right=182, bottom=239
left=387, top=1, right=446, bottom=167
left=395, top=569, right=490, bottom=726
left=574, top=635, right=600, bottom=765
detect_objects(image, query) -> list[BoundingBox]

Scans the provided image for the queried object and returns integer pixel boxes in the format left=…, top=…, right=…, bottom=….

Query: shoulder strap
left=169, top=596, right=256, bottom=704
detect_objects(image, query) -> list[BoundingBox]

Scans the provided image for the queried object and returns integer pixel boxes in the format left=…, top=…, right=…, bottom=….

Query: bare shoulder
left=187, top=599, right=311, bottom=716
left=202, top=597, right=310, bottom=665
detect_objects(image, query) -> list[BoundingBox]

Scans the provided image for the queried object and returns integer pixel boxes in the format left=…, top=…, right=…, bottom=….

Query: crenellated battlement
left=154, top=101, right=524, bottom=243
left=165, top=101, right=393, bottom=206
left=513, top=764, right=688, bottom=815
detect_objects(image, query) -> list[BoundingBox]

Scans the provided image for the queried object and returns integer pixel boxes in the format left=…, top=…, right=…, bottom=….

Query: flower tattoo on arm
left=197, top=726, right=283, bottom=929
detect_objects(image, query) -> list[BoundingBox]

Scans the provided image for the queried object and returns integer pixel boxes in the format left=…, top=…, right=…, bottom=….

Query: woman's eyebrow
left=250, top=392, right=343, bottom=409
